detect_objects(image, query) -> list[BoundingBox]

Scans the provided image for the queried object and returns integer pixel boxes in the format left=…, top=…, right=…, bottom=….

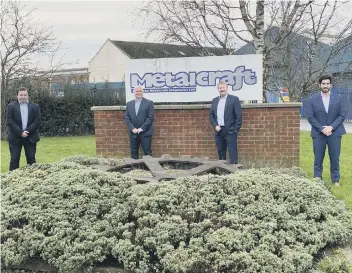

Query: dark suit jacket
left=7, top=101, right=41, bottom=144
left=306, top=93, right=346, bottom=138
left=124, top=98, right=155, bottom=137
left=209, top=94, right=242, bottom=134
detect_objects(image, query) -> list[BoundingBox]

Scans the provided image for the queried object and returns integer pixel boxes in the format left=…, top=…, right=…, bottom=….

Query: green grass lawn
left=300, top=131, right=352, bottom=210
left=1, top=133, right=351, bottom=209
left=1, top=135, right=96, bottom=173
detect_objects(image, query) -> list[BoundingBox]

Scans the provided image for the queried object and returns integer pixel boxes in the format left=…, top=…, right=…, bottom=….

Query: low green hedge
left=1, top=158, right=352, bottom=273
left=1, top=86, right=123, bottom=138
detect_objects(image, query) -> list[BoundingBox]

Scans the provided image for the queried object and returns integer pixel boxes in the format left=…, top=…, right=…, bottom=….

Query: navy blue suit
left=7, top=101, right=41, bottom=171
left=306, top=93, right=346, bottom=181
left=124, top=98, right=155, bottom=159
left=209, top=94, right=242, bottom=164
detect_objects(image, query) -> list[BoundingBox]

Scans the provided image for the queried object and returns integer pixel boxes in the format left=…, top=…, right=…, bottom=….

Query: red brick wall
left=93, top=104, right=301, bottom=167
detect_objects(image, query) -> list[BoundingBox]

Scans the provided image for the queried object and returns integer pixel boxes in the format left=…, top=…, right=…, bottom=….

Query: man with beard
left=306, top=75, right=346, bottom=187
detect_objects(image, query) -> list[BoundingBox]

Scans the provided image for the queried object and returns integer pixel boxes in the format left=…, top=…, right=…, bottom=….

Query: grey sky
left=25, top=1, right=149, bottom=69
left=23, top=0, right=352, bottom=70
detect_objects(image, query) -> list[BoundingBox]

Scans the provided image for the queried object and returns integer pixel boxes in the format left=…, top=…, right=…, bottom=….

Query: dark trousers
left=129, top=134, right=152, bottom=159
left=313, top=136, right=341, bottom=181
left=9, top=138, right=37, bottom=171
left=215, top=127, right=238, bottom=164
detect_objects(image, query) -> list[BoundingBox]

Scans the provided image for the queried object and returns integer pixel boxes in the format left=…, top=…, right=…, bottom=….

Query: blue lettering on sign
left=130, top=66, right=257, bottom=93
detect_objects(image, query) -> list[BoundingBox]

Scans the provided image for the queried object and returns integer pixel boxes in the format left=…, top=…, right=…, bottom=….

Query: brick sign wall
left=92, top=103, right=302, bottom=167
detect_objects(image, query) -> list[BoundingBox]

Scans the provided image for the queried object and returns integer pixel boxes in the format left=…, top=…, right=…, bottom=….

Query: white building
left=88, top=39, right=225, bottom=83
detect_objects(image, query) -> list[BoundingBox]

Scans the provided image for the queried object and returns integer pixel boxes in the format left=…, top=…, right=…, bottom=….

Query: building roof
left=234, top=26, right=331, bottom=55
left=233, top=26, right=347, bottom=75
left=36, top=67, right=89, bottom=76
left=110, top=40, right=227, bottom=59
left=330, top=35, right=352, bottom=73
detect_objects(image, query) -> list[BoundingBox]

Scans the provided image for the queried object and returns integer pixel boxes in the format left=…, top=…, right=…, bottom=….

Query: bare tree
left=139, top=1, right=236, bottom=55
left=138, top=0, right=351, bottom=102
left=267, top=0, right=352, bottom=101
left=0, top=0, right=65, bottom=138
left=210, top=0, right=313, bottom=100
left=0, top=1, right=64, bottom=90
left=138, top=0, right=307, bottom=101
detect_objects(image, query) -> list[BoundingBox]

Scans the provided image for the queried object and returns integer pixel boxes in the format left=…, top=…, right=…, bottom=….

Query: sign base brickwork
left=92, top=103, right=302, bottom=167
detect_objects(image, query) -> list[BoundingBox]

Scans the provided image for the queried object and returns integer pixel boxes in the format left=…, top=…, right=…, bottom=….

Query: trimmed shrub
left=1, top=269, right=43, bottom=273
left=1, top=161, right=352, bottom=273
left=317, top=249, right=352, bottom=273
left=60, top=155, right=125, bottom=166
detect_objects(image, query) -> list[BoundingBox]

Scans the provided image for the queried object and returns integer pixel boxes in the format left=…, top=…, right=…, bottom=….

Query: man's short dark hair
left=318, top=75, right=332, bottom=84
left=17, top=87, right=28, bottom=95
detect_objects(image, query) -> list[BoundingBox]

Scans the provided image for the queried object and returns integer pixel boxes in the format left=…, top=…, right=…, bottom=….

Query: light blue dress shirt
left=20, top=102, right=29, bottom=130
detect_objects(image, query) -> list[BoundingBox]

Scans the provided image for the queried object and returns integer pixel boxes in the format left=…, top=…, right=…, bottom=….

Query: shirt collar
left=219, top=94, right=228, bottom=100
left=321, top=92, right=330, bottom=98
left=18, top=101, right=29, bottom=105
left=135, top=98, right=142, bottom=102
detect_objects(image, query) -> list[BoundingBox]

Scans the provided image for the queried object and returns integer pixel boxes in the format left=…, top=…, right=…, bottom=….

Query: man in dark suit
left=209, top=82, right=242, bottom=164
left=124, top=86, right=155, bottom=159
left=7, top=87, right=41, bottom=171
left=306, top=75, right=346, bottom=187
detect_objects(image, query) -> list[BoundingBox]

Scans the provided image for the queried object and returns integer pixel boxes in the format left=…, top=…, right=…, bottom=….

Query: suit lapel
left=131, top=100, right=136, bottom=118
left=14, top=101, right=23, bottom=129
left=27, top=103, right=32, bottom=124
left=327, top=94, right=335, bottom=115
left=316, top=95, right=326, bottom=113
left=214, top=97, right=220, bottom=120
left=224, top=95, right=231, bottom=115
left=137, top=98, right=144, bottom=117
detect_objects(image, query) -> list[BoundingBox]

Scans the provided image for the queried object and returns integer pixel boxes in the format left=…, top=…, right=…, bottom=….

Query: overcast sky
left=24, top=1, right=150, bottom=69
left=21, top=0, right=352, bottom=70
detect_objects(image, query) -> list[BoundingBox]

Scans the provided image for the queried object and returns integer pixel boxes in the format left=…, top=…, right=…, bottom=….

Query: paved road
left=300, top=119, right=352, bottom=133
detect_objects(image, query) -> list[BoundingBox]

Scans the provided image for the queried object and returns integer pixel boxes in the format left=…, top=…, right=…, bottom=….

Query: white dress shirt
left=321, top=92, right=330, bottom=114
left=217, top=94, right=228, bottom=126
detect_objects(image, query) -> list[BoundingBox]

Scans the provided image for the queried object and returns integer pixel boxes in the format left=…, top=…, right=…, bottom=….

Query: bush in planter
left=1, top=160, right=352, bottom=273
